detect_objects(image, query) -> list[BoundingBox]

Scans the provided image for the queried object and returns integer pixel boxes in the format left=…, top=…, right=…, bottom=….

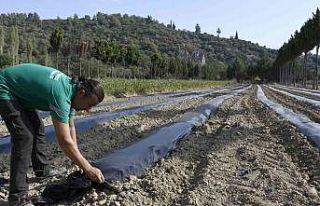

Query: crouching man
left=0, top=63, right=105, bottom=206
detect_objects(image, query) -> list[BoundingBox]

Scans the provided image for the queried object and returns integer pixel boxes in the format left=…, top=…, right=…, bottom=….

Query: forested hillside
left=0, top=12, right=277, bottom=80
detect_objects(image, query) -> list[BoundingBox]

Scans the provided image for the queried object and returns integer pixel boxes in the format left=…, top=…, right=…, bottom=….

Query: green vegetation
left=0, top=12, right=276, bottom=82
left=0, top=54, right=11, bottom=67
left=101, top=78, right=232, bottom=96
left=9, top=26, right=19, bottom=65
left=49, top=27, right=63, bottom=69
left=273, top=8, right=320, bottom=88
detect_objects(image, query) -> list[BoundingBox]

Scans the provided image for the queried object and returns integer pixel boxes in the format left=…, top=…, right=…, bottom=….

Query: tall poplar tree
left=0, top=26, right=4, bottom=55
left=27, top=36, right=33, bottom=63
left=50, top=27, right=63, bottom=69
left=9, top=27, right=19, bottom=65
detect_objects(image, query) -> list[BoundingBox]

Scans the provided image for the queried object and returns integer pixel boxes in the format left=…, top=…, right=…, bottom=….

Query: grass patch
left=101, top=78, right=233, bottom=97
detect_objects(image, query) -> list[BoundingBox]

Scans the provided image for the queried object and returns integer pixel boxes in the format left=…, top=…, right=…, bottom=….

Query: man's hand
left=52, top=118, right=105, bottom=184
left=84, top=166, right=105, bottom=183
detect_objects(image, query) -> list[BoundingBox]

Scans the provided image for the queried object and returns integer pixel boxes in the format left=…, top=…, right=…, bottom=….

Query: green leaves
left=0, top=54, right=11, bottom=68
left=27, top=36, right=33, bottom=63
left=50, top=27, right=63, bottom=53
left=50, top=27, right=63, bottom=68
left=9, top=26, right=19, bottom=64
left=275, top=7, right=320, bottom=68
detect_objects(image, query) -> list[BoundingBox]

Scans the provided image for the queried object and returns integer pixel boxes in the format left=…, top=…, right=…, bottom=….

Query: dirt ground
left=1, top=85, right=320, bottom=205
left=0, top=91, right=176, bottom=137
left=0, top=85, right=233, bottom=137
left=272, top=86, right=320, bottom=101
left=263, top=86, right=320, bottom=123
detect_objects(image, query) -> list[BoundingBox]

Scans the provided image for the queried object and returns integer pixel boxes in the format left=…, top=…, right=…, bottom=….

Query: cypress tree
left=50, top=27, right=63, bottom=69
left=27, top=36, right=33, bottom=63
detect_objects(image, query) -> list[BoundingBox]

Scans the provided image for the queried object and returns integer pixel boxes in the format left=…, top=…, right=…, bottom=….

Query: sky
left=0, top=0, right=319, bottom=50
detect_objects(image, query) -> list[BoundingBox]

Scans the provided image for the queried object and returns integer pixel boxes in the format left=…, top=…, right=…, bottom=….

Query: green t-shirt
left=0, top=63, right=77, bottom=123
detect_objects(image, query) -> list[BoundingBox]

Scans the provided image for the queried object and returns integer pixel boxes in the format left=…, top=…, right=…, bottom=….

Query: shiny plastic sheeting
left=41, top=86, right=248, bottom=203
left=93, top=86, right=249, bottom=182
left=274, top=84, right=320, bottom=95
left=266, top=85, right=320, bottom=107
left=257, top=85, right=320, bottom=148
left=274, top=85, right=320, bottom=98
left=0, top=89, right=219, bottom=153
left=0, top=86, right=246, bottom=121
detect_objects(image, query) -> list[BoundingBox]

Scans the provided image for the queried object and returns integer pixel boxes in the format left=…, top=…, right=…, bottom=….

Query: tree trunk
left=290, top=62, right=293, bottom=85
left=303, top=52, right=307, bottom=88
left=88, top=62, right=91, bottom=78
left=286, top=64, right=288, bottom=85
left=97, top=60, right=100, bottom=79
left=284, top=66, right=286, bottom=85
left=67, top=57, right=70, bottom=76
left=280, top=66, right=283, bottom=84
left=279, top=67, right=281, bottom=83
left=316, top=44, right=319, bottom=90
left=293, top=61, right=296, bottom=86
left=79, top=58, right=82, bottom=77
left=56, top=52, right=59, bottom=69
left=122, top=59, right=126, bottom=80
left=288, top=63, right=291, bottom=85
left=302, top=55, right=304, bottom=87
left=280, top=67, right=283, bottom=84
left=111, top=63, right=114, bottom=79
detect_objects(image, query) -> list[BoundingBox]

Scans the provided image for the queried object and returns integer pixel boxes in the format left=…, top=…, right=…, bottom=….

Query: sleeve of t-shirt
left=49, top=91, right=72, bottom=124
left=69, top=108, right=76, bottom=119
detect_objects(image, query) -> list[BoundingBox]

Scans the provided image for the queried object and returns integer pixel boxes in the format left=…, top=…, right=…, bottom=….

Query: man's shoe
left=8, top=194, right=34, bottom=206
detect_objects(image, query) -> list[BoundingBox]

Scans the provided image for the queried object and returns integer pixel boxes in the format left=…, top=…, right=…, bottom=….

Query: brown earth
left=272, top=86, right=320, bottom=101
left=1, top=86, right=320, bottom=205
left=0, top=86, right=233, bottom=137
left=263, top=86, right=320, bottom=123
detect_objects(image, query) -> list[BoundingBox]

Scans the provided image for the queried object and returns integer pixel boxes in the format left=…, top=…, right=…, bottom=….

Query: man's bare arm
left=69, top=117, right=77, bottom=145
left=52, top=118, right=104, bottom=183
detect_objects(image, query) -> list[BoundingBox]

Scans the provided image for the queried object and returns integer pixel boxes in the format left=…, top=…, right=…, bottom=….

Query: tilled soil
left=1, top=86, right=320, bottom=205
left=263, top=86, right=320, bottom=123
left=0, top=94, right=217, bottom=204
left=0, top=87, right=232, bottom=137
left=276, top=85, right=320, bottom=94
left=0, top=93, right=175, bottom=137
left=69, top=86, right=320, bottom=206
left=272, top=86, right=320, bottom=101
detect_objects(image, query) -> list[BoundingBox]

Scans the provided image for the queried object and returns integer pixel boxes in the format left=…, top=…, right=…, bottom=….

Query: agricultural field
left=1, top=83, right=320, bottom=205
left=101, top=78, right=233, bottom=97
left=1, top=1, right=319, bottom=205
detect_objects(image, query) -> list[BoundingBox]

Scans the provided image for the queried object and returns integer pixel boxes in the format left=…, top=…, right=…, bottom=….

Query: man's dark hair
left=72, top=76, right=105, bottom=102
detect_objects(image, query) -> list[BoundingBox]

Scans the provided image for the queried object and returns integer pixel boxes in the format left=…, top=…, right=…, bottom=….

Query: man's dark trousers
left=0, top=100, right=48, bottom=200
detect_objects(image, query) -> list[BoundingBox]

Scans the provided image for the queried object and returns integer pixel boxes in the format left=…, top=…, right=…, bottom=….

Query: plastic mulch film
left=266, top=85, right=320, bottom=107
left=0, top=87, right=241, bottom=153
left=279, top=85, right=320, bottom=96
left=40, top=86, right=249, bottom=203
left=0, top=86, right=246, bottom=121
left=265, top=86, right=320, bottom=100
left=257, top=85, right=320, bottom=148
left=1, top=85, right=247, bottom=122
left=92, top=90, right=246, bottom=182
left=274, top=84, right=320, bottom=95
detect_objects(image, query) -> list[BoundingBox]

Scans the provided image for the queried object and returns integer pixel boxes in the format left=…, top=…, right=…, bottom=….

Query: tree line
left=273, top=8, right=320, bottom=88
left=0, top=12, right=276, bottom=81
